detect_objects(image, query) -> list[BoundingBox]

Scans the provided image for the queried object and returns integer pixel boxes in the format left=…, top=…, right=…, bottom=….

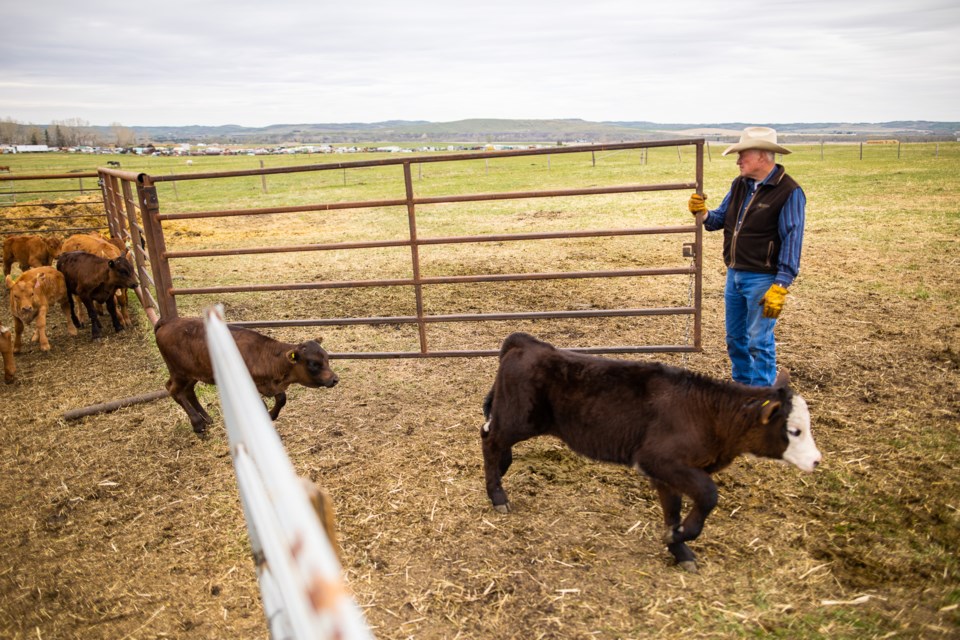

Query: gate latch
left=682, top=242, right=696, bottom=259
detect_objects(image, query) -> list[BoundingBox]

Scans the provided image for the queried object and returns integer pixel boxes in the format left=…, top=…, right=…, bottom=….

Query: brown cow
left=154, top=317, right=339, bottom=435
left=56, top=251, right=138, bottom=340
left=0, top=325, right=15, bottom=383
left=481, top=332, right=821, bottom=572
left=61, top=233, right=133, bottom=326
left=5, top=266, right=77, bottom=352
left=61, top=233, right=128, bottom=259
left=3, top=235, right=62, bottom=276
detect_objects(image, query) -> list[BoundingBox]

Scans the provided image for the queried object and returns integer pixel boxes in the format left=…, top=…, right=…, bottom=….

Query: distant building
left=14, top=145, right=52, bottom=153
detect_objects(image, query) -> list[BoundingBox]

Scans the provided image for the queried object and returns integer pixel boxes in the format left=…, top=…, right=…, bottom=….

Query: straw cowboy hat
left=722, top=126, right=791, bottom=156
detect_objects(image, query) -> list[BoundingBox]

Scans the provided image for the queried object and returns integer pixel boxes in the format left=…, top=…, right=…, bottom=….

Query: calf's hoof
left=493, top=502, right=511, bottom=514
left=677, top=560, right=699, bottom=574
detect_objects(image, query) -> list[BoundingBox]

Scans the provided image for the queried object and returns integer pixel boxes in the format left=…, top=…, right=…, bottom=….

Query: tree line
left=0, top=117, right=136, bottom=147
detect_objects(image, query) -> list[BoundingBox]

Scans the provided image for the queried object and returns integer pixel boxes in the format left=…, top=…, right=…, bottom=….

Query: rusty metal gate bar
left=98, top=169, right=161, bottom=326
left=134, top=139, right=704, bottom=358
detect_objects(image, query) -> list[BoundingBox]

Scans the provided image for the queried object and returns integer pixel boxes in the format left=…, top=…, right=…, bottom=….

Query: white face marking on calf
left=781, top=395, right=821, bottom=472
left=482, top=420, right=491, bottom=433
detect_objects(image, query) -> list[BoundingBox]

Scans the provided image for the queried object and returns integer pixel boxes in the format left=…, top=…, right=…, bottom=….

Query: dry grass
left=1, top=146, right=958, bottom=638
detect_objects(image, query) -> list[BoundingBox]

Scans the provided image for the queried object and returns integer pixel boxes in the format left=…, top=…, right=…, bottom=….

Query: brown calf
left=5, top=266, right=78, bottom=352
left=56, top=251, right=138, bottom=340
left=3, top=235, right=62, bottom=276
left=61, top=234, right=133, bottom=327
left=0, top=325, right=14, bottom=383
left=481, top=332, right=821, bottom=572
left=155, top=317, right=339, bottom=435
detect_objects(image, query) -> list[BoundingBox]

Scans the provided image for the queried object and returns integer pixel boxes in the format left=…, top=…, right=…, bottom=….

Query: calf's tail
left=481, top=387, right=494, bottom=435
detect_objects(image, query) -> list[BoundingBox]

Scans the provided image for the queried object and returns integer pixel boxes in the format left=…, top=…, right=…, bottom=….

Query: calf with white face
left=481, top=332, right=821, bottom=572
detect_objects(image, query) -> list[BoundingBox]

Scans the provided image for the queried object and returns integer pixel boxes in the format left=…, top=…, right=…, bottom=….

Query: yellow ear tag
left=761, top=400, right=770, bottom=407
left=288, top=352, right=297, bottom=362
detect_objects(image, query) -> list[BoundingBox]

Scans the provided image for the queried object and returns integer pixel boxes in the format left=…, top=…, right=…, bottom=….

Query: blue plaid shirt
left=702, top=167, right=806, bottom=288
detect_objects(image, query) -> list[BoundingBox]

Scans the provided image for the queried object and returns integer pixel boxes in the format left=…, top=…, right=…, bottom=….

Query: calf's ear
left=5, top=275, right=14, bottom=289
left=773, top=369, right=791, bottom=388
left=760, top=399, right=781, bottom=425
left=287, top=349, right=299, bottom=363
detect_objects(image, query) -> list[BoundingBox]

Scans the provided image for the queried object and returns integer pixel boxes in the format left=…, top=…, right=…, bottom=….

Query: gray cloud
left=1, top=0, right=957, bottom=126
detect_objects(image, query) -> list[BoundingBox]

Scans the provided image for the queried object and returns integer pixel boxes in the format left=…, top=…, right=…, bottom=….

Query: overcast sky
left=2, top=0, right=958, bottom=127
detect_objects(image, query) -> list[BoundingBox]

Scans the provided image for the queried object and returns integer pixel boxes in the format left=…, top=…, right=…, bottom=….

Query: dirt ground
left=1, top=181, right=958, bottom=638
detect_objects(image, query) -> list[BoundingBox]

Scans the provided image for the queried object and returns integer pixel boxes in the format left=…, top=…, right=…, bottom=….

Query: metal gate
left=100, top=139, right=705, bottom=358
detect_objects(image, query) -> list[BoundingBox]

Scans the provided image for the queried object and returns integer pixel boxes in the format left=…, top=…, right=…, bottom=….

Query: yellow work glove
left=760, top=284, right=789, bottom=319
left=688, top=193, right=708, bottom=216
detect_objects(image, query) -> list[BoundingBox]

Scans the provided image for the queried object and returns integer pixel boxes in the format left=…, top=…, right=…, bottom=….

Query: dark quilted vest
left=722, top=164, right=799, bottom=273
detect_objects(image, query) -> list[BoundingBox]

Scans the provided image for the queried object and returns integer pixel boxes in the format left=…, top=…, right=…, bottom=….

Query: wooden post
left=897, top=141, right=901, bottom=160
left=591, top=150, right=596, bottom=167
left=859, top=142, right=863, bottom=160
left=259, top=159, right=268, bottom=194
left=706, top=143, right=711, bottom=162
left=169, top=170, right=179, bottom=201
left=79, top=177, right=85, bottom=194
left=64, top=389, right=169, bottom=421
left=343, top=168, right=346, bottom=186
left=677, top=146, right=682, bottom=162
left=936, top=143, right=940, bottom=158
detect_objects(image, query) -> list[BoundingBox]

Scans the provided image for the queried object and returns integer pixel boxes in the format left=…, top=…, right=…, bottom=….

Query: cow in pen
left=57, top=251, right=139, bottom=340
left=480, top=332, right=821, bottom=572
left=155, top=317, right=339, bottom=435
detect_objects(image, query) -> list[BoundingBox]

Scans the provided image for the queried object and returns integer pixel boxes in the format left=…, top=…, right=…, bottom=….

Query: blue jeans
left=724, top=269, right=778, bottom=386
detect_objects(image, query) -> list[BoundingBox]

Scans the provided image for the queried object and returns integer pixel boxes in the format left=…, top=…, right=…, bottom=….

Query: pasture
left=1, top=142, right=958, bottom=639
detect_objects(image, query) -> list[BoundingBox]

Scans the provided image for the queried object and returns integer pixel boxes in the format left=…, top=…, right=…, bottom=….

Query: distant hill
left=93, top=119, right=959, bottom=145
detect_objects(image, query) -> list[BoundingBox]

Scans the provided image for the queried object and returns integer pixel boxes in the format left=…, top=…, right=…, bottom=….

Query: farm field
left=1, top=142, right=958, bottom=639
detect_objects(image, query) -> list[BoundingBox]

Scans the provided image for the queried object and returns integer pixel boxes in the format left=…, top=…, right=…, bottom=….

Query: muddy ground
left=1, top=182, right=958, bottom=638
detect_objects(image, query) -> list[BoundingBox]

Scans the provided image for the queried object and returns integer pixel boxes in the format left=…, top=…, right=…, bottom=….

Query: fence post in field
left=859, top=142, right=863, bottom=160
left=706, top=143, right=711, bottom=162
left=169, top=171, right=179, bottom=201
left=676, top=146, right=682, bottom=162
left=898, top=141, right=901, bottom=160
left=79, top=177, right=85, bottom=194
left=592, top=150, right=596, bottom=167
left=259, top=160, right=268, bottom=194
left=936, top=143, right=939, bottom=158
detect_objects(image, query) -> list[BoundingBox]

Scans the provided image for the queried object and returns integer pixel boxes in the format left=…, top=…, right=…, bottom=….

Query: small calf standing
left=481, top=332, right=821, bottom=572
left=154, top=317, right=339, bottom=435
left=61, top=233, right=133, bottom=327
left=6, top=266, right=78, bottom=352
left=0, top=325, right=15, bottom=383
left=56, top=251, right=139, bottom=340
left=3, top=235, right=62, bottom=276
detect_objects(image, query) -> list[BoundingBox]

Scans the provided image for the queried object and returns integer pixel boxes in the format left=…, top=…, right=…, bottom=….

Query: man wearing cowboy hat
left=688, top=126, right=806, bottom=387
